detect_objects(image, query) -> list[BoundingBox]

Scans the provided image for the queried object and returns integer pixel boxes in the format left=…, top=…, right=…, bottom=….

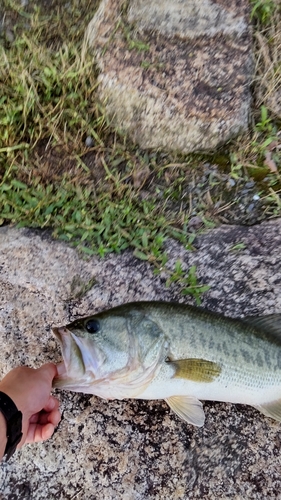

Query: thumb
left=36, top=363, right=58, bottom=382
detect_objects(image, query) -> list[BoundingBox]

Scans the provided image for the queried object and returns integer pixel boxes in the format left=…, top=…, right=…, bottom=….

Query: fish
left=52, top=301, right=281, bottom=426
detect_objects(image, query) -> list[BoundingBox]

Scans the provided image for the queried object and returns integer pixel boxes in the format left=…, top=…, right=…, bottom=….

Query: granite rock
left=86, top=0, right=253, bottom=152
left=1, top=221, right=281, bottom=498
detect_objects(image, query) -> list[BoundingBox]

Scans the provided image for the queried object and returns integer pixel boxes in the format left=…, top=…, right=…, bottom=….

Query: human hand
left=0, top=363, right=61, bottom=447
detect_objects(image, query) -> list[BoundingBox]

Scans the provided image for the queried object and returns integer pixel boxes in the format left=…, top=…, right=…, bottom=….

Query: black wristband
left=0, top=391, right=23, bottom=461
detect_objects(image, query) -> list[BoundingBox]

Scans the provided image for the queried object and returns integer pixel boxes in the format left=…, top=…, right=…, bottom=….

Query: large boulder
left=1, top=221, right=281, bottom=497
left=86, top=0, right=253, bottom=152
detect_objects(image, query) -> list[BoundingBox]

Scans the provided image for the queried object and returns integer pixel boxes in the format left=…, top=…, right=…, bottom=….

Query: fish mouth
left=52, top=326, right=87, bottom=389
left=52, top=326, right=67, bottom=344
left=52, top=327, right=68, bottom=378
left=52, top=324, right=106, bottom=393
left=52, top=326, right=61, bottom=337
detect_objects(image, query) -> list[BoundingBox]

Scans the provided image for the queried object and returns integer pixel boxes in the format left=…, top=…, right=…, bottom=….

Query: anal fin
left=165, top=395, right=205, bottom=427
left=254, top=399, right=281, bottom=423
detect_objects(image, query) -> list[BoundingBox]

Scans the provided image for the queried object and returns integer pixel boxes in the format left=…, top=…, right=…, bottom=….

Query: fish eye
left=85, top=319, right=100, bottom=334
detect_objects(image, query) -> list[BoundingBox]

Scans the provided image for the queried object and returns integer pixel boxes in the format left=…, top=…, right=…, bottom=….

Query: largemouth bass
left=53, top=301, right=281, bottom=426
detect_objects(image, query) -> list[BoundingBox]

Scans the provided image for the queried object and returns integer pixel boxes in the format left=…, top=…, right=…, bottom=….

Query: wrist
left=0, top=381, right=28, bottom=449
left=0, top=391, right=23, bottom=460
left=0, top=410, right=7, bottom=459
left=0, top=381, right=30, bottom=419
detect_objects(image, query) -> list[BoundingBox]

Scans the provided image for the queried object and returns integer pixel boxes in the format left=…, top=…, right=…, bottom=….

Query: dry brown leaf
left=132, top=166, right=150, bottom=188
left=266, top=140, right=279, bottom=151
left=264, top=151, right=278, bottom=173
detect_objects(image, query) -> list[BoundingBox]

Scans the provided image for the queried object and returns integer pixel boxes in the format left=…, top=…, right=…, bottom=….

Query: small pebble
left=5, top=28, right=14, bottom=43
left=188, top=216, right=203, bottom=230
left=245, top=181, right=255, bottom=189
left=252, top=194, right=260, bottom=201
left=227, top=178, right=236, bottom=187
left=85, top=136, right=94, bottom=148
left=246, top=203, right=255, bottom=213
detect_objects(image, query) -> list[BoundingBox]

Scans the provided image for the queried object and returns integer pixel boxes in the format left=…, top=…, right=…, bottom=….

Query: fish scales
left=151, top=303, right=280, bottom=371
left=147, top=304, right=281, bottom=398
left=137, top=303, right=281, bottom=386
left=53, top=301, right=281, bottom=426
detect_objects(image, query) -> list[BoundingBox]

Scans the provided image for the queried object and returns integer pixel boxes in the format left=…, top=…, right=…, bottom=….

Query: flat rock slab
left=1, top=221, right=281, bottom=498
left=86, top=0, right=253, bottom=152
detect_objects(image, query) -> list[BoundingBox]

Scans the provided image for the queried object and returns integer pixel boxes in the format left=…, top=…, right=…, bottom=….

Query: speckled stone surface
left=1, top=221, right=281, bottom=498
left=86, top=0, right=253, bottom=152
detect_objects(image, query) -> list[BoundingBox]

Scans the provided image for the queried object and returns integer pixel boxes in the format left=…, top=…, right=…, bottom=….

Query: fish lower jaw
left=53, top=373, right=95, bottom=392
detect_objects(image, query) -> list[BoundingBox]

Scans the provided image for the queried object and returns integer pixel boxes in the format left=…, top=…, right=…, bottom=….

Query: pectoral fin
left=167, top=358, right=221, bottom=383
left=254, top=399, right=281, bottom=423
left=165, top=395, right=205, bottom=426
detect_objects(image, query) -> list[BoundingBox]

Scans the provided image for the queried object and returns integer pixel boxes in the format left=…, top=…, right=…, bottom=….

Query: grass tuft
left=0, top=0, right=281, bottom=303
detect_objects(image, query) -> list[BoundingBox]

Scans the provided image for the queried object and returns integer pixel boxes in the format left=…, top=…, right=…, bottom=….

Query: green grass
left=250, top=0, right=276, bottom=24
left=0, top=0, right=281, bottom=304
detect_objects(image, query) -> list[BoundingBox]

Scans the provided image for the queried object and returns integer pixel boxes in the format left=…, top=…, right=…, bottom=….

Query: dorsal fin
left=241, top=314, right=281, bottom=344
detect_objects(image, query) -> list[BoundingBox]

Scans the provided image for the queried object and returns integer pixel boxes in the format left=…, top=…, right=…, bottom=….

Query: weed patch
left=0, top=0, right=281, bottom=303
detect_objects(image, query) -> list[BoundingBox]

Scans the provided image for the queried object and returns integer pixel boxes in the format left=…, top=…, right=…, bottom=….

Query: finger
left=28, top=396, right=59, bottom=422
left=42, top=422, right=56, bottom=441
left=29, top=413, right=40, bottom=424
left=43, top=395, right=60, bottom=413
left=36, top=362, right=58, bottom=382
left=29, top=402, right=61, bottom=426
left=29, top=409, right=60, bottom=426
left=56, top=362, right=66, bottom=376
left=48, top=408, right=61, bottom=427
left=25, top=422, right=55, bottom=444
